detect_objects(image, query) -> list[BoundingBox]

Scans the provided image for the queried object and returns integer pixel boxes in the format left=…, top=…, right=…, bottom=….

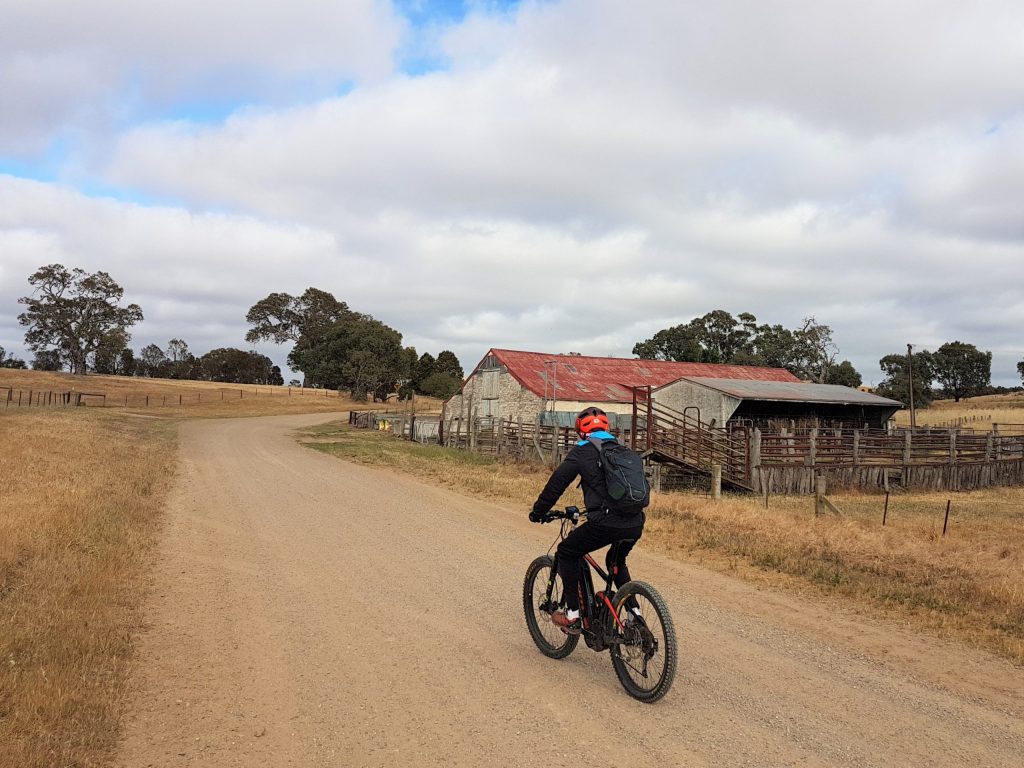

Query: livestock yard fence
left=352, top=410, right=1024, bottom=495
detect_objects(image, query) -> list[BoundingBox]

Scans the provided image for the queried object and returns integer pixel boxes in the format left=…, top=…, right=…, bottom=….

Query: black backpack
left=588, top=437, right=650, bottom=514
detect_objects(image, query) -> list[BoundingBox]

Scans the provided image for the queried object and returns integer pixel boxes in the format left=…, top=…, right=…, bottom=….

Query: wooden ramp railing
left=631, top=386, right=753, bottom=491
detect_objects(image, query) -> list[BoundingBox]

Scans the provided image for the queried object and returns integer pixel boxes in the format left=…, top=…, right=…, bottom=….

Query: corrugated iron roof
left=677, top=377, right=903, bottom=406
left=483, top=349, right=801, bottom=403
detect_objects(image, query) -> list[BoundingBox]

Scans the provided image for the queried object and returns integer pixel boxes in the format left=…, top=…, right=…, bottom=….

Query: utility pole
left=907, top=344, right=916, bottom=428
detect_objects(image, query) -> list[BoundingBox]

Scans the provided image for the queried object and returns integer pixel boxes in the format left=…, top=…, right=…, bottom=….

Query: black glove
left=529, top=510, right=545, bottom=523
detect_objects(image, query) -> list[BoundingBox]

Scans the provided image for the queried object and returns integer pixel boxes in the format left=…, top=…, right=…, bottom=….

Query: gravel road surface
left=118, top=413, right=1024, bottom=767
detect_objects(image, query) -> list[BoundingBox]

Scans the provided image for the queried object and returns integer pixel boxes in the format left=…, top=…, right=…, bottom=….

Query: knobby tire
left=522, top=555, right=579, bottom=659
left=610, top=580, right=678, bottom=703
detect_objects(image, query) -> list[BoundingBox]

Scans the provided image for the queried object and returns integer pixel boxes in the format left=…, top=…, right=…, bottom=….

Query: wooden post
left=942, top=499, right=951, bottom=536
left=648, top=462, right=662, bottom=493
left=883, top=492, right=889, bottom=525
left=814, top=474, right=843, bottom=516
left=853, top=429, right=861, bottom=466
left=439, top=401, right=447, bottom=445
left=645, top=386, right=653, bottom=452
left=809, top=428, right=818, bottom=467
left=711, top=464, right=722, bottom=501
left=949, top=430, right=957, bottom=464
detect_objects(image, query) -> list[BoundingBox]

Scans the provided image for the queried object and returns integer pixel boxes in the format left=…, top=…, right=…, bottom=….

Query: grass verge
left=0, top=409, right=176, bottom=767
left=302, top=423, right=1024, bottom=664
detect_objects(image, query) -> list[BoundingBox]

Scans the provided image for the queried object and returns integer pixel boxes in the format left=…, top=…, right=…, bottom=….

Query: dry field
left=0, top=368, right=411, bottom=418
left=0, top=408, right=176, bottom=768
left=303, top=423, right=1024, bottom=665
left=893, top=392, right=1024, bottom=433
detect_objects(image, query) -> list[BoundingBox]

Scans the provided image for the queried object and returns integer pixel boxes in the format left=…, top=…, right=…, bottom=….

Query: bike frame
left=544, top=514, right=629, bottom=644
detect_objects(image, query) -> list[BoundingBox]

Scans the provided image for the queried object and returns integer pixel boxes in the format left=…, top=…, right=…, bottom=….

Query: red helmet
left=575, top=406, right=610, bottom=436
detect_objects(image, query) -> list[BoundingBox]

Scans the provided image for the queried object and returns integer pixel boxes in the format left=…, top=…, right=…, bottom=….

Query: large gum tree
left=18, top=264, right=144, bottom=375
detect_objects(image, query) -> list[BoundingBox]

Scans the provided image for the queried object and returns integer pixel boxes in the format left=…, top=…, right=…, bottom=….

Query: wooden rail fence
left=352, top=399, right=1024, bottom=495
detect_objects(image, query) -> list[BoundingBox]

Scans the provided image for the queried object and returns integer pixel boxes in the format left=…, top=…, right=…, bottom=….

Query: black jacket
left=531, top=439, right=646, bottom=528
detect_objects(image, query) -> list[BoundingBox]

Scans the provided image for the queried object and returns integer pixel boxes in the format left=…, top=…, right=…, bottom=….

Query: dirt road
left=118, top=414, right=1024, bottom=767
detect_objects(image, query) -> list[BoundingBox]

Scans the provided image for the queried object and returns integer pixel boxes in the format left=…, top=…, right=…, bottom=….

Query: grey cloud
left=0, top=1, right=406, bottom=156
left=3, top=1, right=1024, bottom=385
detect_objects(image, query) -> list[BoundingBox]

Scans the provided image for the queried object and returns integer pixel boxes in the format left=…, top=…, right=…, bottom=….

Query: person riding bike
left=529, top=406, right=648, bottom=634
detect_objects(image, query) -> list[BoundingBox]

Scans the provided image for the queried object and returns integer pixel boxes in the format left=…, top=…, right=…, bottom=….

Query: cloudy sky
left=1, top=0, right=1022, bottom=385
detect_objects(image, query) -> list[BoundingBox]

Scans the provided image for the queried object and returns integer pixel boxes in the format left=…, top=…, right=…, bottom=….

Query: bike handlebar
left=536, top=505, right=582, bottom=524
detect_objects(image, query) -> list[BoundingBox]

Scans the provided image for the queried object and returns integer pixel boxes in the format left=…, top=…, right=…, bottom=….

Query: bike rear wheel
left=610, top=580, right=677, bottom=702
left=522, top=555, right=579, bottom=659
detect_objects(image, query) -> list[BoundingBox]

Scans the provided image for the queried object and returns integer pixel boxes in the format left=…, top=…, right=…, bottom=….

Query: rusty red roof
left=482, top=349, right=800, bottom=403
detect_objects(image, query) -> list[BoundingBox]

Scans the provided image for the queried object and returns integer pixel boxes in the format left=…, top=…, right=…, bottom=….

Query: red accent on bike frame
left=584, top=554, right=600, bottom=569
left=578, top=585, right=589, bottom=629
left=602, top=593, right=626, bottom=630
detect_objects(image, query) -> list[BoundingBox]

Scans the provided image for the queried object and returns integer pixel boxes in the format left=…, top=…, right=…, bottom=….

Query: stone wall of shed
left=445, top=369, right=544, bottom=422
left=653, top=380, right=740, bottom=427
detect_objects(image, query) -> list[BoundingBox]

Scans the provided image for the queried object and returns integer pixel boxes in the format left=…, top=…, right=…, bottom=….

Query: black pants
left=556, top=521, right=644, bottom=612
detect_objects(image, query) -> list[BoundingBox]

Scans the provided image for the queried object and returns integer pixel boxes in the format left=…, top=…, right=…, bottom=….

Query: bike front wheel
left=522, top=555, right=579, bottom=659
left=610, top=580, right=678, bottom=702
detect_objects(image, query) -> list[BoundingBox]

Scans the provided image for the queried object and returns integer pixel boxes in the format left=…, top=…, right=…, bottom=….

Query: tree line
left=13, top=265, right=464, bottom=398
left=632, top=309, right=859, bottom=385
left=243, top=288, right=464, bottom=400
left=633, top=309, right=1010, bottom=403
left=10, top=265, right=1024, bottom=403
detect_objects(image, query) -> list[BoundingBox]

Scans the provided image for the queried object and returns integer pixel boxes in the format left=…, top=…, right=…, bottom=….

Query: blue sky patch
left=395, top=0, right=524, bottom=75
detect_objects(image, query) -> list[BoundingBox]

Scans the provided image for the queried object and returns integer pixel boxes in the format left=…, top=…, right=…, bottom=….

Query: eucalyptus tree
left=18, top=264, right=143, bottom=375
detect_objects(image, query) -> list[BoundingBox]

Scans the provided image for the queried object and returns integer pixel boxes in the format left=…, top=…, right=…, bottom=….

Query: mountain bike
left=522, top=507, right=678, bottom=702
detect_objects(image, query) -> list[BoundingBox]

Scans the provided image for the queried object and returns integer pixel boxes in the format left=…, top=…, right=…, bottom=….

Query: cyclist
left=529, top=406, right=647, bottom=634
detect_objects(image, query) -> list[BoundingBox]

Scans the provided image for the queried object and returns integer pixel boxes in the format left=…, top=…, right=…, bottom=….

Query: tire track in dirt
left=117, top=413, right=1024, bottom=767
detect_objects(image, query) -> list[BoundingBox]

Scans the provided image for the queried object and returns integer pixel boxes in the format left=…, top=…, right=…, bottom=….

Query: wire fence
left=2, top=384, right=346, bottom=410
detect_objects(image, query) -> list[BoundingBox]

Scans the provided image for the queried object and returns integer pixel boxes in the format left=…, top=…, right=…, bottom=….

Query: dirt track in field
left=118, top=413, right=1024, bottom=767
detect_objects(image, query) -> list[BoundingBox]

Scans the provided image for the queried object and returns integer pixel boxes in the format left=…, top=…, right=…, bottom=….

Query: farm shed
left=444, top=348, right=801, bottom=426
left=653, top=378, right=903, bottom=430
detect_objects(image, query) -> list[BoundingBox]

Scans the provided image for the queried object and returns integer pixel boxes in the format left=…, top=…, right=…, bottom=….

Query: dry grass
left=644, top=489, right=1024, bottom=662
left=0, top=408, right=176, bottom=768
left=0, top=368, right=420, bottom=419
left=893, top=393, right=1024, bottom=433
left=303, top=423, right=1024, bottom=664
